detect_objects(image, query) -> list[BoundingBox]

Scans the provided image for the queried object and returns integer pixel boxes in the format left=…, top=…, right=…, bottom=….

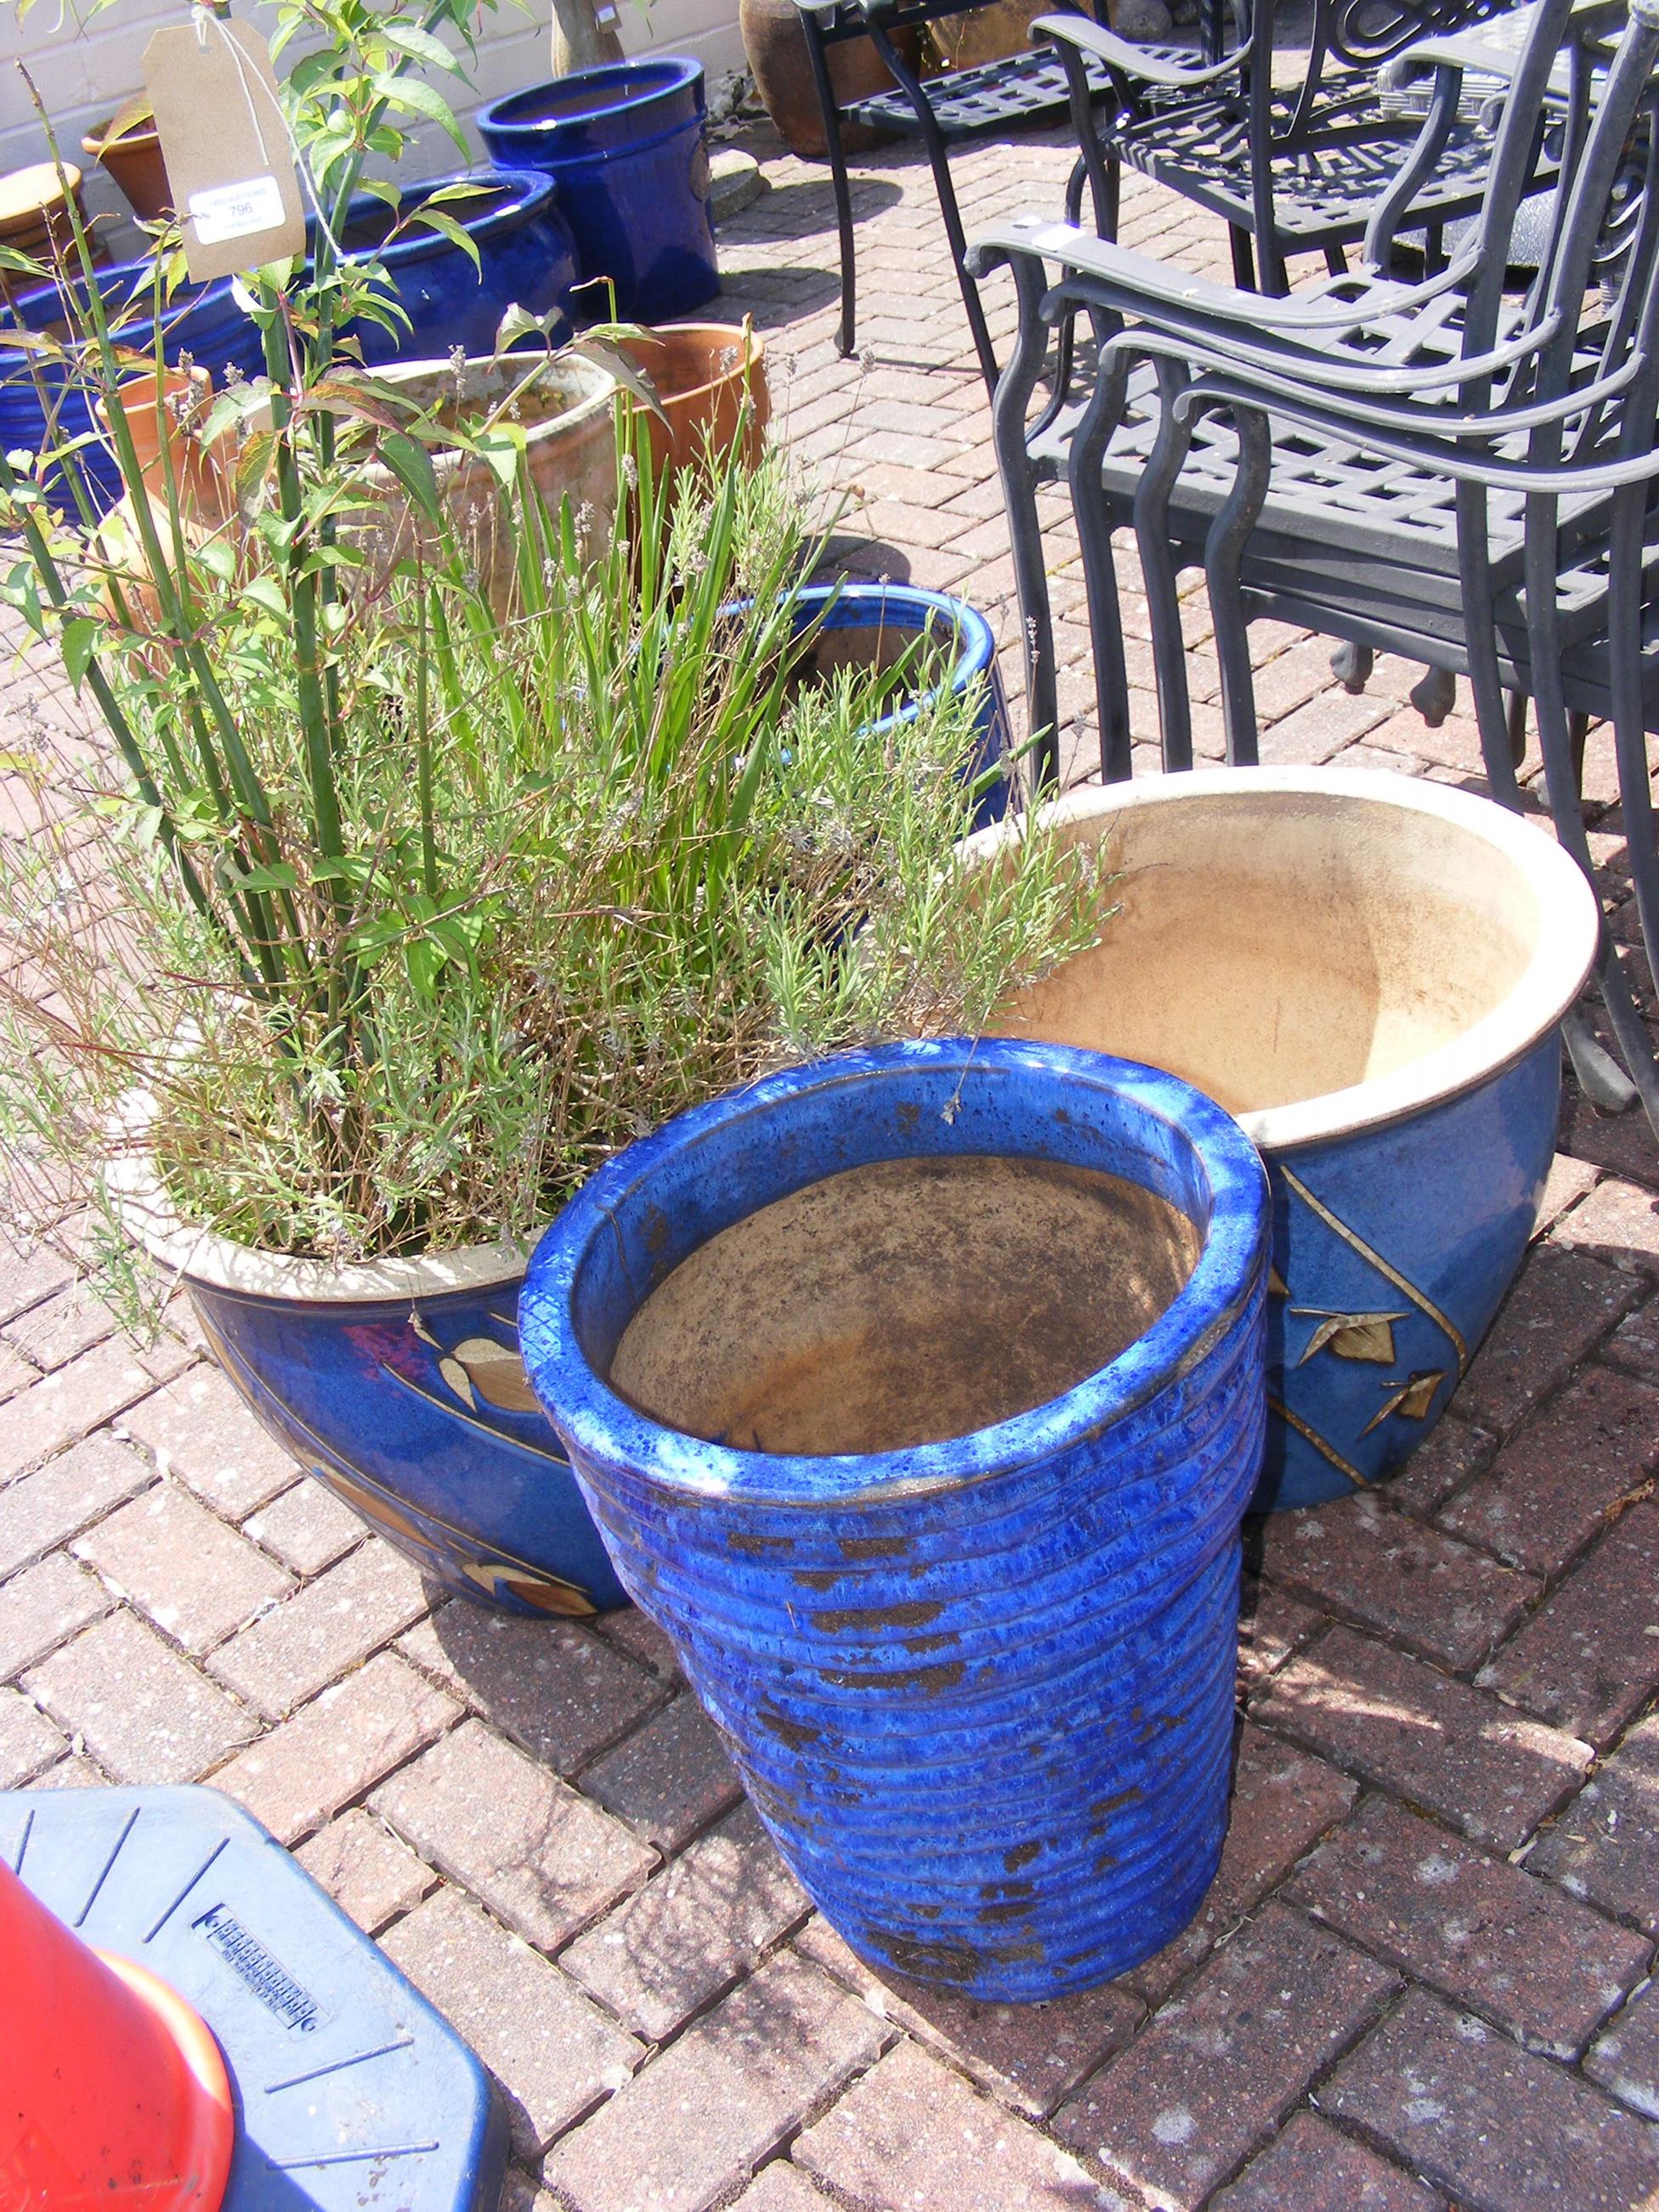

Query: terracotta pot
left=94, top=366, right=229, bottom=521
left=82, top=105, right=172, bottom=224
left=926, top=0, right=1048, bottom=69
left=739, top=0, right=920, bottom=158
left=363, top=351, right=620, bottom=609
left=620, top=321, right=769, bottom=478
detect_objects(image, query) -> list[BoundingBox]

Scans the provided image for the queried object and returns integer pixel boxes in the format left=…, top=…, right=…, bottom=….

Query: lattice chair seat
left=843, top=42, right=1187, bottom=140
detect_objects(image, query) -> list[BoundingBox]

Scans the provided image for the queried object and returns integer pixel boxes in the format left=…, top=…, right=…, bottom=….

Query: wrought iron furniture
left=966, top=0, right=1659, bottom=1129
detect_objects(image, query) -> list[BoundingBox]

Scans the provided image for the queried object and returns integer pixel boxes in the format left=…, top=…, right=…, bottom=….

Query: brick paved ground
left=3, top=110, right=1659, bottom=2212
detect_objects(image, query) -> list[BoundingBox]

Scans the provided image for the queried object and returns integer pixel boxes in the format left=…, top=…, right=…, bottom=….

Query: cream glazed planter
left=109, top=1147, right=627, bottom=1615
left=969, top=767, right=1600, bottom=1508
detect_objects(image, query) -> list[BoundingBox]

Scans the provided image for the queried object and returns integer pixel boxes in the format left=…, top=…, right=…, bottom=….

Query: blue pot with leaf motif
left=519, top=1038, right=1269, bottom=1997
left=971, top=767, right=1600, bottom=1509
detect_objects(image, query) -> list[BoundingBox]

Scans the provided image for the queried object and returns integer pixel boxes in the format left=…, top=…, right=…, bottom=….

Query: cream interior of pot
left=609, top=1154, right=1200, bottom=1456
left=991, top=789, right=1542, bottom=1116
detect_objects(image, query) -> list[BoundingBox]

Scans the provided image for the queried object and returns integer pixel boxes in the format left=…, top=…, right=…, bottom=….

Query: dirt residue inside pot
left=609, top=1153, right=1201, bottom=1456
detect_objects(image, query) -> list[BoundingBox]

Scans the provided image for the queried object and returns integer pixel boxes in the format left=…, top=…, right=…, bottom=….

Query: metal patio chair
left=965, top=0, right=1659, bottom=1130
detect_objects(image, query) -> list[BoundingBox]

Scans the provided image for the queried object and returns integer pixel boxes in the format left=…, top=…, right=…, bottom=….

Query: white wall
left=2, top=0, right=745, bottom=258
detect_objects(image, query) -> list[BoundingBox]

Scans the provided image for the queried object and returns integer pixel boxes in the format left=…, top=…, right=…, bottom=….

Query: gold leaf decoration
left=439, top=1354, right=477, bottom=1409
left=1362, top=1369, right=1447, bottom=1434
left=1291, top=1307, right=1407, bottom=1366
left=461, top=1559, right=597, bottom=1616
left=1268, top=1264, right=1289, bottom=1298
left=450, top=1336, right=541, bottom=1414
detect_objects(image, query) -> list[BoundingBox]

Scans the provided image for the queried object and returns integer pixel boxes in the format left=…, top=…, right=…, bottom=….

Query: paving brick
left=294, top=1808, right=433, bottom=1934
left=0, top=1683, right=65, bottom=1784
left=546, top=1951, right=886, bottom=2212
left=1236, top=1576, right=1324, bottom=1692
left=1385, top=1414, right=1498, bottom=1520
left=242, top=1479, right=365, bottom=1577
left=1477, top=1499, right=1659, bottom=1745
left=1054, top=1904, right=1399, bottom=2211
left=1210, top=2112, right=1446, bottom=2211
left=1564, top=1093, right=1659, bottom=1192
left=797, top=2036, right=1120, bottom=2212
left=4, top=1285, right=118, bottom=1370
left=1603, top=1297, right=1659, bottom=1384
left=74, top=1481, right=291, bottom=1654
left=1554, top=1176, right=1659, bottom=1274
left=593, top=1604, right=681, bottom=1680
left=0, top=1552, right=108, bottom=1679
left=212, top=1650, right=458, bottom=1845
left=1588, top=1978, right=1659, bottom=2121
left=372, top=1718, right=653, bottom=1953
left=0, top=1340, right=167, bottom=1479
left=579, top=1691, right=743, bottom=1850
left=25, top=1609, right=254, bottom=1784
left=1324, top=1987, right=1659, bottom=2212
left=0, top=1341, right=35, bottom=1403
left=1537, top=1153, right=1604, bottom=1237
left=796, top=1912, right=1141, bottom=2121
left=32, top=1752, right=112, bottom=1788
left=563, top=1799, right=807, bottom=2043
left=399, top=1604, right=661, bottom=1774
left=1125, top=1721, right=1359, bottom=2006
left=381, top=1885, right=641, bottom=2158
left=1288, top=1794, right=1650, bottom=2056
left=728, top=2166, right=840, bottom=2212
left=0, top=1235, right=72, bottom=1326
left=1529, top=1717, right=1659, bottom=1937
left=0, top=1432, right=153, bottom=1577
left=207, top=1539, right=427, bottom=1718
left=119, top=1365, right=297, bottom=1518
left=1259, top=1492, right=1537, bottom=1670
left=1251, top=1626, right=1594, bottom=1851
left=1441, top=1366, right=1659, bottom=1576
left=1453, top=1248, right=1641, bottom=1434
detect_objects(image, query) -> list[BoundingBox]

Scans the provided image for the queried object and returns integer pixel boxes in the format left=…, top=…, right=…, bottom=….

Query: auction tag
left=143, top=20, right=305, bottom=282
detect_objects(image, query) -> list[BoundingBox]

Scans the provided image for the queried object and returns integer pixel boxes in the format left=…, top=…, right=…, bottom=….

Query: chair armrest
left=1031, top=11, right=1247, bottom=86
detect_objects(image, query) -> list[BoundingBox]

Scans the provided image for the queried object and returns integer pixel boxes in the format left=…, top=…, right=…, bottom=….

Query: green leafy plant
left=0, top=0, right=1105, bottom=1297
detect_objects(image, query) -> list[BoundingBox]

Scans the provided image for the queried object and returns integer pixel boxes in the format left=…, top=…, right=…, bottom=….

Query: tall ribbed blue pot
left=327, top=168, right=580, bottom=364
left=478, top=60, right=719, bottom=323
left=0, top=264, right=265, bottom=513
left=521, top=1039, right=1270, bottom=1999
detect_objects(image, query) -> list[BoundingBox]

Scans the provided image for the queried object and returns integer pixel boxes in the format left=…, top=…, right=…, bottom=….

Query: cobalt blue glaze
left=181, top=1267, right=628, bottom=1617
left=519, top=1038, right=1270, bottom=1999
left=0, top=263, right=265, bottom=512
left=790, top=583, right=1012, bottom=830
left=328, top=167, right=580, bottom=365
left=0, top=1785, right=507, bottom=2209
left=1260, top=1036, right=1560, bottom=1510
left=477, top=60, right=720, bottom=322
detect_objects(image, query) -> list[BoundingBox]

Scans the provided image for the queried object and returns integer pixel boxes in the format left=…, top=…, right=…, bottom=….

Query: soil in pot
left=609, top=1152, right=1200, bottom=1454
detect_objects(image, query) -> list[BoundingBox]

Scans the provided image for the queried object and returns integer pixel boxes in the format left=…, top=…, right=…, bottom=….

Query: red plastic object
left=0, top=1854, right=234, bottom=2210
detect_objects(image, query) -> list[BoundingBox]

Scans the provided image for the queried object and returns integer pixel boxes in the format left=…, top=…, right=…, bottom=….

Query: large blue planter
left=0, top=263, right=266, bottom=513
left=477, top=60, right=719, bottom=323
left=330, top=167, right=580, bottom=364
left=519, top=1039, right=1269, bottom=1999
left=969, top=767, right=1602, bottom=1510
left=789, top=583, right=1012, bottom=829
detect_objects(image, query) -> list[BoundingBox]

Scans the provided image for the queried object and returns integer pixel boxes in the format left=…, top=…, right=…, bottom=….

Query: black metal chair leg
left=1409, top=665, right=1457, bottom=727
left=1331, top=641, right=1373, bottom=694
left=801, top=19, right=861, bottom=359
left=1068, top=332, right=1134, bottom=782
left=1134, top=358, right=1198, bottom=772
left=1203, top=400, right=1270, bottom=767
left=1228, top=224, right=1255, bottom=291
left=981, top=250, right=1064, bottom=787
left=1563, top=1003, right=1641, bottom=1114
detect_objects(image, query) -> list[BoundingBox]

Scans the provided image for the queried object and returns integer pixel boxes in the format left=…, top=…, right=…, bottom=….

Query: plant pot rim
left=965, top=765, right=1600, bottom=1155
left=478, top=58, right=705, bottom=139
left=329, top=167, right=562, bottom=270
left=103, top=1112, right=532, bottom=1304
left=621, top=320, right=764, bottom=398
left=520, top=1036, right=1267, bottom=1506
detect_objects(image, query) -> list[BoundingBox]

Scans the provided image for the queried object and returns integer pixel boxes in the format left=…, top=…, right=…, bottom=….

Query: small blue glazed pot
left=478, top=60, right=720, bottom=323
left=788, top=583, right=1012, bottom=829
left=1, top=263, right=266, bottom=513
left=519, top=1038, right=1269, bottom=1998
left=328, top=168, right=581, bottom=365
left=971, top=767, right=1601, bottom=1510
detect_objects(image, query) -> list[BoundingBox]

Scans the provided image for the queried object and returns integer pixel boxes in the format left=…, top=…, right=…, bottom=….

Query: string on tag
left=188, top=3, right=346, bottom=263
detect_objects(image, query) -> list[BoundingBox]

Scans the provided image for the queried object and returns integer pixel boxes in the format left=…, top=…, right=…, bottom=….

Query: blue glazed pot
left=110, top=1171, right=630, bottom=1616
left=789, top=583, right=1012, bottom=829
left=519, top=1038, right=1269, bottom=1998
left=972, top=767, right=1601, bottom=1510
left=0, top=263, right=265, bottom=513
left=477, top=60, right=719, bottom=323
left=328, top=168, right=580, bottom=365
